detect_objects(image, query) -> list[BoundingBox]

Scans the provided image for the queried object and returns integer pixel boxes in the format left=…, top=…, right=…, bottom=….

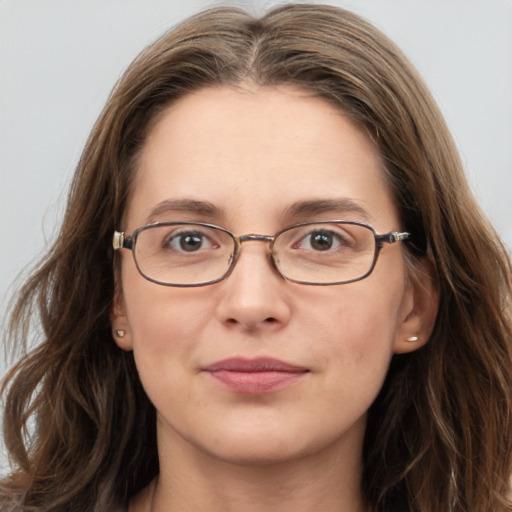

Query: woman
left=1, top=4, right=511, bottom=511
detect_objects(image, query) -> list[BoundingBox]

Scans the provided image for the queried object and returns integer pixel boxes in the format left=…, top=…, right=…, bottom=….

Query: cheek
left=128, top=294, right=213, bottom=349
left=307, top=279, right=402, bottom=344
left=303, top=277, right=405, bottom=384
left=122, top=286, right=218, bottom=409
left=121, top=262, right=218, bottom=368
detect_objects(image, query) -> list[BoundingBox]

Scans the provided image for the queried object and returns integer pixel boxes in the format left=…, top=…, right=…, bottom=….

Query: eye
left=164, top=230, right=218, bottom=253
left=286, top=224, right=359, bottom=254
left=299, top=230, right=343, bottom=251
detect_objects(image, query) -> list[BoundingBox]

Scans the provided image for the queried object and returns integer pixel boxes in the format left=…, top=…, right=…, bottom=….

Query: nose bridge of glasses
left=237, top=234, right=275, bottom=245
left=230, top=234, right=281, bottom=279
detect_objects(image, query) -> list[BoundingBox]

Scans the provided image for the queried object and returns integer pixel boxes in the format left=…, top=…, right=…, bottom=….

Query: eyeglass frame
left=112, top=220, right=410, bottom=287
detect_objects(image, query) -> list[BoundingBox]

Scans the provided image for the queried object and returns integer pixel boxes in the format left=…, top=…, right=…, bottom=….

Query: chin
left=205, top=441, right=309, bottom=467
left=196, top=424, right=342, bottom=468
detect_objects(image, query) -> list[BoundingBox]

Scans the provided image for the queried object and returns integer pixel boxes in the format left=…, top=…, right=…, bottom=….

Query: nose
left=215, top=242, right=292, bottom=332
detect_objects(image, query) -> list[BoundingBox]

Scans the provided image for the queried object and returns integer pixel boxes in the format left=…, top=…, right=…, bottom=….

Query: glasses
left=112, top=221, right=409, bottom=287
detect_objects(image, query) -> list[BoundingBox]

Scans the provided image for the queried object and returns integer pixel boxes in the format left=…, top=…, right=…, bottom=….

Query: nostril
left=225, top=316, right=277, bottom=327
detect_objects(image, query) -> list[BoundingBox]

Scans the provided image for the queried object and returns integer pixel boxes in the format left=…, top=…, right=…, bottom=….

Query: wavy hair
left=2, top=4, right=511, bottom=511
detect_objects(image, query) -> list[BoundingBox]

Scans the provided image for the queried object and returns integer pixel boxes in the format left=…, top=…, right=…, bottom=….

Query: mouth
left=202, top=357, right=310, bottom=394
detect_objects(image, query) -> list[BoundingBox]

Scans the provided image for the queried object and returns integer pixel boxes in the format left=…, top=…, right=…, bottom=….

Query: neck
left=144, top=423, right=367, bottom=512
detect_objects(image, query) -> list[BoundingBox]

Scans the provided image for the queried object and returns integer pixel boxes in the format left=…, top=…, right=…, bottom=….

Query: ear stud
left=406, top=336, right=418, bottom=342
left=113, top=329, right=126, bottom=338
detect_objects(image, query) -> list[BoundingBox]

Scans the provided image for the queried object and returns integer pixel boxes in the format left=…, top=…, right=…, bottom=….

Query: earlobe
left=110, top=292, right=134, bottom=351
left=393, top=257, right=439, bottom=354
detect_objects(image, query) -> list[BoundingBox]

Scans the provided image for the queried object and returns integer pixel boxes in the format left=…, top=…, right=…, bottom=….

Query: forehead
left=126, top=85, right=397, bottom=232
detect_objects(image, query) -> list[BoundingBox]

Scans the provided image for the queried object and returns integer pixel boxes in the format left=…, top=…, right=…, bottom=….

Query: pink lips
left=203, top=357, right=309, bottom=394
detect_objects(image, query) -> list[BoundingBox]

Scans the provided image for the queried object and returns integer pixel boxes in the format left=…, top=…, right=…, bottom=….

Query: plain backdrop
left=1, top=0, right=511, bottom=469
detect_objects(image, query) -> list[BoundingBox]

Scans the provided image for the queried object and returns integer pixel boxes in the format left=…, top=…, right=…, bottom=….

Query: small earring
left=113, top=329, right=126, bottom=338
left=406, top=336, right=418, bottom=342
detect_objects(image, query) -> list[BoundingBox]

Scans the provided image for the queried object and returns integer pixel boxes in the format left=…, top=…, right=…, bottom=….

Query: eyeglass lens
left=132, top=222, right=377, bottom=286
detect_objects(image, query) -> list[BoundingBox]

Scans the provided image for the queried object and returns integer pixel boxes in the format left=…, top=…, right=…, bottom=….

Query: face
left=113, top=85, right=431, bottom=470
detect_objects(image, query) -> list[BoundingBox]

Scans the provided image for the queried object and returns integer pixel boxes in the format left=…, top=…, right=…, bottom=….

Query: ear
left=110, top=290, right=134, bottom=351
left=393, top=257, right=439, bottom=354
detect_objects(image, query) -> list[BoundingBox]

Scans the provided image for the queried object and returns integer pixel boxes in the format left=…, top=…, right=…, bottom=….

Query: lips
left=202, top=357, right=309, bottom=394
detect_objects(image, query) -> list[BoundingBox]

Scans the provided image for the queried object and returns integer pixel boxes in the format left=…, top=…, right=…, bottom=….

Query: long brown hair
left=2, top=4, right=511, bottom=511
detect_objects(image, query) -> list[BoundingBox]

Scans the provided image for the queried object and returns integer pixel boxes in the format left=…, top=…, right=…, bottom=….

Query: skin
left=112, top=85, right=437, bottom=512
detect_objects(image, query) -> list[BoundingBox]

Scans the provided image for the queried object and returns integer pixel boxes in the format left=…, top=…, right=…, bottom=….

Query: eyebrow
left=146, top=199, right=222, bottom=224
left=144, top=197, right=372, bottom=226
left=282, top=198, right=373, bottom=222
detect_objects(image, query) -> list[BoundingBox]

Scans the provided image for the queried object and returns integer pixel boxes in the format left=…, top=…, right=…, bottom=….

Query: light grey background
left=1, top=0, right=511, bottom=469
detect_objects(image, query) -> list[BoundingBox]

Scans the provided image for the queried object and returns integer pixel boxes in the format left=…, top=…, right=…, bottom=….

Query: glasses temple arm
left=375, top=231, right=410, bottom=246
left=113, top=231, right=134, bottom=250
